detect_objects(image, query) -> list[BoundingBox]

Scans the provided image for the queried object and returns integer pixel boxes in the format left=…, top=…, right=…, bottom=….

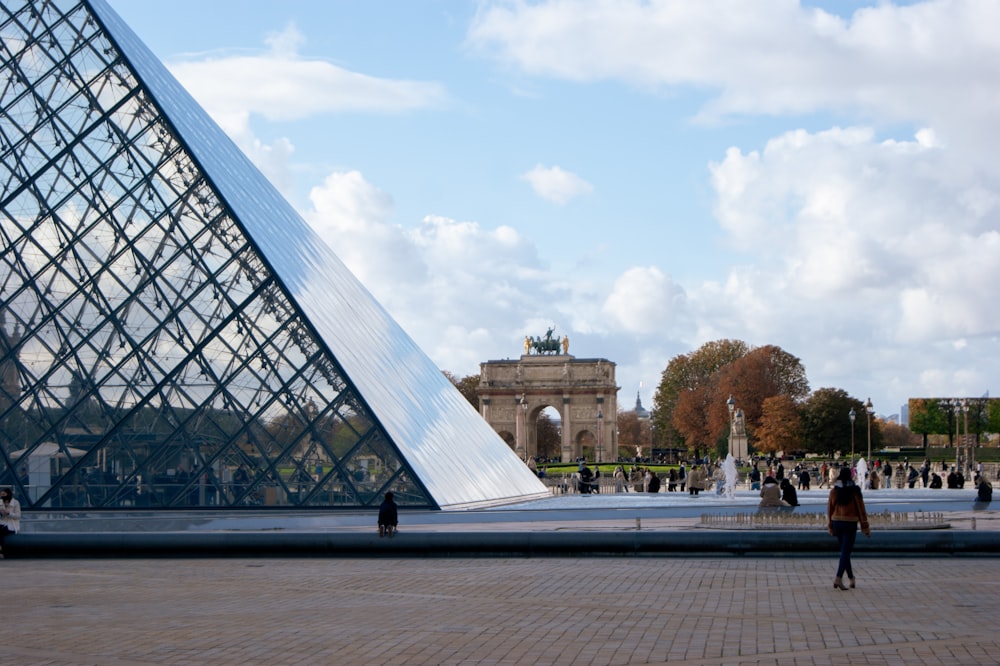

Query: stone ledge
left=5, top=529, right=1000, bottom=558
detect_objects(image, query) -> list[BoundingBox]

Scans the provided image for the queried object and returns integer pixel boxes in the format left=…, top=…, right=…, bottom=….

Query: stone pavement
left=5, top=556, right=1000, bottom=665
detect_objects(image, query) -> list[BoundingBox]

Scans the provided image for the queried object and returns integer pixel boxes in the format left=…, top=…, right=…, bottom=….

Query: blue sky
left=107, top=0, right=1000, bottom=420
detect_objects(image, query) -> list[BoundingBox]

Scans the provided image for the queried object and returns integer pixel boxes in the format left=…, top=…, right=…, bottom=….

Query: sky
left=105, top=0, right=1000, bottom=421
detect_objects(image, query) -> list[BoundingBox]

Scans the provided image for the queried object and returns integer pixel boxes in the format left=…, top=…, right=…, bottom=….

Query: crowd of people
left=537, top=454, right=995, bottom=504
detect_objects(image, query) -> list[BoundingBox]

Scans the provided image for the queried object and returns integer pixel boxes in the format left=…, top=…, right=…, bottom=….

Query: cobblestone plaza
left=6, top=556, right=1000, bottom=665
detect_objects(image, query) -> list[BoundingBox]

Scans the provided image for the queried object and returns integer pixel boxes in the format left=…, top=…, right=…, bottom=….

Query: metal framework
left=0, top=0, right=546, bottom=510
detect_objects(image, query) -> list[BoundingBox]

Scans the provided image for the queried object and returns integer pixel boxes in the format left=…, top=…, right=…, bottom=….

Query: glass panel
left=1, top=0, right=546, bottom=512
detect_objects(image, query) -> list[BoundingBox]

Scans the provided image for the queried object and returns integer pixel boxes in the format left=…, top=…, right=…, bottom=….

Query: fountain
left=723, top=454, right=739, bottom=498
left=699, top=510, right=950, bottom=530
left=856, top=457, right=869, bottom=490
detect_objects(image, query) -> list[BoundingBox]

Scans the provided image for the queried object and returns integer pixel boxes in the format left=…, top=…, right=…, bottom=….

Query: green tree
left=908, top=398, right=950, bottom=437
left=801, top=389, right=881, bottom=459
left=988, top=399, right=1000, bottom=434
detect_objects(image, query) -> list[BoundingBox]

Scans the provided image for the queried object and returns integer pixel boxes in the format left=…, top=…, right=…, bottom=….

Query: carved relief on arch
left=493, top=407, right=516, bottom=421
left=571, top=406, right=600, bottom=421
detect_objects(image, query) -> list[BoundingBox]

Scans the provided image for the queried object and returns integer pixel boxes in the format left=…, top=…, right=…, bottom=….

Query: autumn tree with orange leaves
left=754, top=395, right=804, bottom=455
left=654, top=340, right=809, bottom=458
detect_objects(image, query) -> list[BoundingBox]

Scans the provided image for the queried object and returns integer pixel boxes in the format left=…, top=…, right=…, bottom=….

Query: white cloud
left=469, top=1, right=1000, bottom=156
left=168, top=23, right=448, bottom=121
left=696, top=123, right=1000, bottom=411
left=520, top=164, right=593, bottom=204
left=144, top=2, right=1000, bottom=412
left=602, top=267, right=687, bottom=335
left=303, top=170, right=579, bottom=368
left=305, top=170, right=425, bottom=291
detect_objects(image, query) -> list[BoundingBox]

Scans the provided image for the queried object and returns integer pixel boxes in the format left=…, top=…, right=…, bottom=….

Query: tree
left=534, top=412, right=561, bottom=459
left=910, top=397, right=995, bottom=447
left=714, top=345, right=810, bottom=444
left=618, top=409, right=652, bottom=458
left=443, top=371, right=480, bottom=409
left=653, top=339, right=750, bottom=453
left=908, top=398, right=950, bottom=445
left=879, top=419, right=920, bottom=450
left=754, top=395, right=804, bottom=455
left=800, top=389, right=881, bottom=458
left=672, top=384, right=719, bottom=459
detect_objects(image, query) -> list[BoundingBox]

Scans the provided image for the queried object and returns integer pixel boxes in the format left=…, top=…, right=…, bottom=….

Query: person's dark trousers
left=831, top=520, right=858, bottom=579
left=0, top=525, right=14, bottom=557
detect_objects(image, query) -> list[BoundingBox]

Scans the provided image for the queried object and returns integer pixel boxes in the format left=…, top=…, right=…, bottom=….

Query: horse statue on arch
left=526, top=326, right=563, bottom=355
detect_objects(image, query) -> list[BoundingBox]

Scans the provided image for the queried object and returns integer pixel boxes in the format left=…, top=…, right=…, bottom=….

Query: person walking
left=827, top=467, right=871, bottom=590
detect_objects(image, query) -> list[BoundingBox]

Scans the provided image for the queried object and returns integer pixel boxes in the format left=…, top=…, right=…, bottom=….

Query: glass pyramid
left=0, top=0, right=548, bottom=510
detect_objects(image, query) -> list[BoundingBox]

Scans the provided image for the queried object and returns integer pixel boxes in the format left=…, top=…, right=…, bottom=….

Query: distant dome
left=634, top=391, right=650, bottom=419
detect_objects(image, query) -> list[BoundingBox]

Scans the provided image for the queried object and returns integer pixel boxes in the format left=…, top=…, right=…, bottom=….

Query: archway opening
left=531, top=406, right=562, bottom=462
left=576, top=430, right=597, bottom=462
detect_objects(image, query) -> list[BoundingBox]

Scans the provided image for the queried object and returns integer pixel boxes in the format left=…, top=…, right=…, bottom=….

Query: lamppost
left=597, top=408, right=604, bottom=463
left=865, top=397, right=873, bottom=461
left=849, top=407, right=856, bottom=465
left=962, top=398, right=970, bottom=473
left=950, top=398, right=962, bottom=471
left=518, top=393, right=528, bottom=462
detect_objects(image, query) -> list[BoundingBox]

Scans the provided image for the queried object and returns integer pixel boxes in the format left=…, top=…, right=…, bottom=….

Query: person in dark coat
left=780, top=478, right=799, bottom=507
left=977, top=479, right=992, bottom=503
left=947, top=469, right=959, bottom=489
left=378, top=491, right=398, bottom=538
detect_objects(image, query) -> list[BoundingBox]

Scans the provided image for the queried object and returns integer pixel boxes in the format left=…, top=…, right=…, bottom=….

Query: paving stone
left=3, top=557, right=1000, bottom=664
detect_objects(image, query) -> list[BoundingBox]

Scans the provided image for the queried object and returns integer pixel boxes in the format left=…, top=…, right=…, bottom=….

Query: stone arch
left=575, top=428, right=597, bottom=462
left=478, top=354, right=619, bottom=463
left=497, top=430, right=515, bottom=451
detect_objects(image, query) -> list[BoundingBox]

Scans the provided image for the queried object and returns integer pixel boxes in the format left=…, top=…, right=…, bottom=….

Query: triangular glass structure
left=0, top=0, right=548, bottom=510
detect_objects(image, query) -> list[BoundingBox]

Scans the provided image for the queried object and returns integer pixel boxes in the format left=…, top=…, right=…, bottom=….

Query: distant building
left=634, top=391, right=650, bottom=420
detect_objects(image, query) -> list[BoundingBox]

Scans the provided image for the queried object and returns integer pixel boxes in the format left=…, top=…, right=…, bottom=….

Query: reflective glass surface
left=0, top=0, right=547, bottom=510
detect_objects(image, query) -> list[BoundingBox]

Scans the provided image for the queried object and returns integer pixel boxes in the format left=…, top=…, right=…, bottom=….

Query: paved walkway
left=5, top=556, right=1000, bottom=665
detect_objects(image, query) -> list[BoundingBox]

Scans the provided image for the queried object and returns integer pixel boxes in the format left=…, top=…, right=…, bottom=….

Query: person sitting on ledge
left=929, top=472, right=943, bottom=489
left=977, top=479, right=992, bottom=503
left=378, top=491, right=398, bottom=538
left=780, top=478, right=799, bottom=507
left=759, top=476, right=789, bottom=509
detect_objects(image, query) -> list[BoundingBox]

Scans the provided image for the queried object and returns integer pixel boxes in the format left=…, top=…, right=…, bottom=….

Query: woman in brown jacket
left=827, top=466, right=871, bottom=590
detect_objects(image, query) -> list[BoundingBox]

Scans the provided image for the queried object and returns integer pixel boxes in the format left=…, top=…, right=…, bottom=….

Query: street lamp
left=849, top=407, right=856, bottom=464
left=962, top=398, right=973, bottom=471
left=596, top=408, right=604, bottom=463
left=519, top=393, right=528, bottom=462
left=865, top=397, right=873, bottom=461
